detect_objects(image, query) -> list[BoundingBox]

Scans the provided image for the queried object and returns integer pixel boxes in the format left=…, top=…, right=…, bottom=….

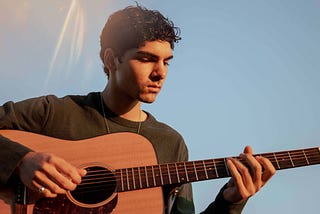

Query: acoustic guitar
left=0, top=130, right=319, bottom=214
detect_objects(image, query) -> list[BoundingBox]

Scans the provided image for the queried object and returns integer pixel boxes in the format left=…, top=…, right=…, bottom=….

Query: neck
left=100, top=89, right=146, bottom=122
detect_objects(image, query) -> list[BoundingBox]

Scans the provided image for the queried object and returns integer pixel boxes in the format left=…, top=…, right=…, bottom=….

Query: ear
left=103, top=48, right=117, bottom=74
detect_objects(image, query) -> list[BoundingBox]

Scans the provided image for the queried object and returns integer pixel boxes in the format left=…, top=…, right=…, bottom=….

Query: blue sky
left=1, top=0, right=320, bottom=213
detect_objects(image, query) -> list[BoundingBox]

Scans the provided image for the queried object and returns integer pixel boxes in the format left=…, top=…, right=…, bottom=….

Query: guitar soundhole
left=70, top=166, right=117, bottom=205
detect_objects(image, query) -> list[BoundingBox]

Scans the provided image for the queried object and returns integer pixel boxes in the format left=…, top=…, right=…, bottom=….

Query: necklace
left=100, top=93, right=142, bottom=134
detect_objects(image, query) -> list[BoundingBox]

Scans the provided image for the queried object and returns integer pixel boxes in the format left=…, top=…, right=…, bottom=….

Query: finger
left=32, top=180, right=57, bottom=198
left=229, top=158, right=254, bottom=187
left=240, top=153, right=263, bottom=189
left=42, top=162, right=78, bottom=191
left=78, top=168, right=87, bottom=177
left=44, top=155, right=82, bottom=186
left=243, top=145, right=253, bottom=155
left=54, top=159, right=83, bottom=185
left=33, top=169, right=67, bottom=194
left=256, top=156, right=276, bottom=183
left=227, top=158, right=253, bottom=197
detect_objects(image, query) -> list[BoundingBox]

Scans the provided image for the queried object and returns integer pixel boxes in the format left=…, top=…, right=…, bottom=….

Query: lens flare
left=44, top=0, right=84, bottom=89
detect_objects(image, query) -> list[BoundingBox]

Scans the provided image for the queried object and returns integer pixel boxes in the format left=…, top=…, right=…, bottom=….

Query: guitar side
left=0, top=130, right=164, bottom=214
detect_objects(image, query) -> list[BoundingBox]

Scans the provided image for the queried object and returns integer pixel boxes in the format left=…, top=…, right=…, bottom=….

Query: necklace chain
left=100, top=93, right=142, bottom=134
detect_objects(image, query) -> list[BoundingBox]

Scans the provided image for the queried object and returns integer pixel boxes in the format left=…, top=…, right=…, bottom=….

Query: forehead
left=128, top=40, right=173, bottom=58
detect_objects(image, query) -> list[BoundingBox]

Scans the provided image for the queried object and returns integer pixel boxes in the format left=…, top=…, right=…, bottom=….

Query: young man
left=0, top=5, right=275, bottom=213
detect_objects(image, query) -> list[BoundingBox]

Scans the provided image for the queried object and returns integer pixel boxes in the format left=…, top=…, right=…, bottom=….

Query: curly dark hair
left=100, top=5, right=181, bottom=76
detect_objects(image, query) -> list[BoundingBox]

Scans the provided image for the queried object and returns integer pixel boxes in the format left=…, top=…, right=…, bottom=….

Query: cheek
left=116, top=65, right=143, bottom=90
left=130, top=62, right=153, bottom=81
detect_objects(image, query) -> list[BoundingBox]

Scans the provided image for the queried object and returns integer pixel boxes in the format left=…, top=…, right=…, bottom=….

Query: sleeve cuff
left=201, top=183, right=248, bottom=214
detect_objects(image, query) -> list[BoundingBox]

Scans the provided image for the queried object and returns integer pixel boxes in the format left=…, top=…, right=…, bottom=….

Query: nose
left=150, top=62, right=167, bottom=81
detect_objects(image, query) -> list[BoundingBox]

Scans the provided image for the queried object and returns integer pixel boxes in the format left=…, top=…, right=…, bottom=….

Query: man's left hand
left=223, top=146, right=276, bottom=202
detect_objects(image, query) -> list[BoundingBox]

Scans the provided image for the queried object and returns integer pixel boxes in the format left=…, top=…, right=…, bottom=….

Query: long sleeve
left=200, top=183, right=247, bottom=214
left=170, top=183, right=247, bottom=214
left=0, top=135, right=31, bottom=185
left=0, top=97, right=49, bottom=185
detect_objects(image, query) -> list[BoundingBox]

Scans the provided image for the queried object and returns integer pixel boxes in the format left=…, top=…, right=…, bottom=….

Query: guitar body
left=0, top=130, right=164, bottom=214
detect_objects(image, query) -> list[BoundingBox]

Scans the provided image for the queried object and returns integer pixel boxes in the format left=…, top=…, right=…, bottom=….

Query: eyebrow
left=135, top=51, right=174, bottom=61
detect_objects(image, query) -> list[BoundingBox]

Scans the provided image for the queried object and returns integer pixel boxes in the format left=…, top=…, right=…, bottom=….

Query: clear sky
left=1, top=0, right=320, bottom=213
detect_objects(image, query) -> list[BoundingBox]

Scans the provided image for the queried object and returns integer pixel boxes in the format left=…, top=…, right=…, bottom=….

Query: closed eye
left=164, top=60, right=170, bottom=66
left=138, top=57, right=156, bottom=63
left=134, top=51, right=173, bottom=65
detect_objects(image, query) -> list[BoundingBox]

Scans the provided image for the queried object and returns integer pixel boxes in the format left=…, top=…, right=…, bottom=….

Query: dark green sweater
left=0, top=92, right=246, bottom=213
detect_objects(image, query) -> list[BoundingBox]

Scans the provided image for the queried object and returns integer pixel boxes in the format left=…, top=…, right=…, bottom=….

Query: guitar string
left=79, top=153, right=320, bottom=182
left=75, top=157, right=320, bottom=194
left=75, top=151, right=320, bottom=190
left=80, top=155, right=320, bottom=182
left=75, top=163, right=320, bottom=194
left=100, top=92, right=142, bottom=134
left=78, top=148, right=320, bottom=179
left=79, top=150, right=320, bottom=183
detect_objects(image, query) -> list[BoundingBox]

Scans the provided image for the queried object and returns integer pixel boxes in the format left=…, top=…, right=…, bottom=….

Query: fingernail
left=82, top=169, right=87, bottom=175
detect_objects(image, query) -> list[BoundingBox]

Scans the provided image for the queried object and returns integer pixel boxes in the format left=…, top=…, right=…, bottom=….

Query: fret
left=151, top=166, right=156, bottom=186
left=144, top=166, right=149, bottom=187
left=159, top=165, right=164, bottom=185
left=288, top=152, right=294, bottom=167
left=126, top=168, right=130, bottom=190
left=175, top=163, right=180, bottom=183
left=302, top=149, right=310, bottom=165
left=184, top=162, right=190, bottom=182
left=273, top=152, right=280, bottom=169
left=166, top=164, right=172, bottom=184
left=132, top=168, right=136, bottom=189
left=224, top=158, right=230, bottom=176
left=203, top=160, right=209, bottom=179
left=121, top=168, right=128, bottom=191
left=137, top=167, right=142, bottom=188
left=212, top=159, right=219, bottom=178
left=120, top=168, right=124, bottom=191
left=159, top=164, right=168, bottom=185
left=192, top=161, right=199, bottom=181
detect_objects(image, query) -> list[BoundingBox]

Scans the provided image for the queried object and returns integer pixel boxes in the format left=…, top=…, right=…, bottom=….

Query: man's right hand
left=17, top=151, right=87, bottom=197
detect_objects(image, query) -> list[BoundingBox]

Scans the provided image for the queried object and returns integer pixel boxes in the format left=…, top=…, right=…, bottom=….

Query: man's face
left=112, top=40, right=173, bottom=103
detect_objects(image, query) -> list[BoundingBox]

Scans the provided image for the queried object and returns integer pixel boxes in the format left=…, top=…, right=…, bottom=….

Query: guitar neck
left=116, top=147, right=320, bottom=192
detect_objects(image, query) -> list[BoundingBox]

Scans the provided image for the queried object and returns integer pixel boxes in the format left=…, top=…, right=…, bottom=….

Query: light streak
left=44, top=0, right=84, bottom=90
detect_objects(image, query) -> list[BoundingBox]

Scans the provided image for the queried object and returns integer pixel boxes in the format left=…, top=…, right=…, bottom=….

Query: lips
left=147, top=84, right=161, bottom=93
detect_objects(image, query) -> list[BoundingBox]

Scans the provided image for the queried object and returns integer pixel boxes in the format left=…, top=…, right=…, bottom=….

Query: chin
left=141, top=99, right=156, bottom=104
left=139, top=96, right=157, bottom=104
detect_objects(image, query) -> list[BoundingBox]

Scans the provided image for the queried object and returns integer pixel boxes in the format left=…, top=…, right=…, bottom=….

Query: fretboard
left=115, top=147, right=320, bottom=192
